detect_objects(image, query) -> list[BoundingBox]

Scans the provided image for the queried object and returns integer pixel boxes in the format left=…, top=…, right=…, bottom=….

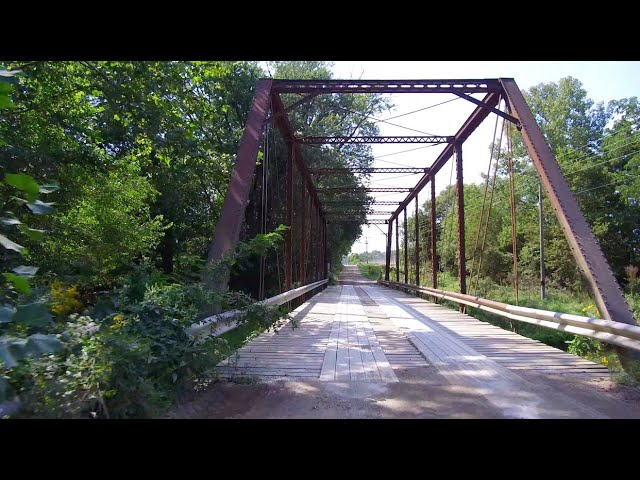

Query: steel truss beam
left=327, top=219, right=389, bottom=225
left=319, top=187, right=413, bottom=193
left=265, top=93, right=319, bottom=124
left=207, top=79, right=273, bottom=267
left=453, top=92, right=520, bottom=126
left=297, top=135, right=451, bottom=145
left=272, top=79, right=502, bottom=94
left=322, top=200, right=401, bottom=205
left=325, top=211, right=396, bottom=216
left=311, top=167, right=428, bottom=175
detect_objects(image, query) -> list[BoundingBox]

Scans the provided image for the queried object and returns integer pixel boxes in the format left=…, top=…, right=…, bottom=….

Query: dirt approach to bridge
left=166, top=266, right=640, bottom=419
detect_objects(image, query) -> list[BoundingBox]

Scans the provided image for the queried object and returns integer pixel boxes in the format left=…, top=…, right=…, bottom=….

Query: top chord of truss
left=311, top=167, right=427, bottom=175
left=271, top=79, right=501, bottom=94
left=297, top=136, right=451, bottom=145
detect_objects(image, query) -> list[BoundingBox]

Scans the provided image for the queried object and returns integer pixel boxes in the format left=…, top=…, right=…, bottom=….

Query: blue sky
left=328, top=62, right=640, bottom=254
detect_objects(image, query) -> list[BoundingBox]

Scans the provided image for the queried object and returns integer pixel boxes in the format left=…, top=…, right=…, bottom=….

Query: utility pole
left=539, top=182, right=546, bottom=300
left=364, top=236, right=369, bottom=264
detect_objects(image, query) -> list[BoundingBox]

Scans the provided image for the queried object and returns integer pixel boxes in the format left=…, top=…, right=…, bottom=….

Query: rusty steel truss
left=325, top=211, right=397, bottom=216
left=208, top=78, right=637, bottom=348
left=318, top=187, right=413, bottom=193
left=327, top=219, right=389, bottom=225
left=297, top=135, right=451, bottom=144
left=311, top=167, right=427, bottom=175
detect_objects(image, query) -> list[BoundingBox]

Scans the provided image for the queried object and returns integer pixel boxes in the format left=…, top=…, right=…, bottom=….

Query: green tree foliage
left=37, top=166, right=165, bottom=283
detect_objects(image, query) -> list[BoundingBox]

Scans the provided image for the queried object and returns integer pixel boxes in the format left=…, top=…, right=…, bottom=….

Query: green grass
left=218, top=318, right=265, bottom=352
left=359, top=263, right=383, bottom=280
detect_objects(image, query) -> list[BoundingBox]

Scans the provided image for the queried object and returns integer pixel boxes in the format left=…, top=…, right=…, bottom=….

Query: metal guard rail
left=186, top=279, right=329, bottom=339
left=381, top=280, right=640, bottom=353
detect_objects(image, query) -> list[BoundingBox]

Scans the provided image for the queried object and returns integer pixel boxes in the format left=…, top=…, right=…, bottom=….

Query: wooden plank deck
left=218, top=285, right=398, bottom=382
left=216, top=279, right=611, bottom=393
left=371, top=287, right=610, bottom=377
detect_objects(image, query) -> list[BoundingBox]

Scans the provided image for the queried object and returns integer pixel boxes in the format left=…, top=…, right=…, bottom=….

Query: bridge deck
left=216, top=282, right=609, bottom=386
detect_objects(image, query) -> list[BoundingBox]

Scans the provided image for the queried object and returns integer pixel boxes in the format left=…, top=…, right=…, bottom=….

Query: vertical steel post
left=539, top=182, right=546, bottom=300
left=323, top=220, right=328, bottom=278
left=300, top=187, right=306, bottom=285
left=285, top=144, right=293, bottom=291
left=455, top=142, right=466, bottom=296
left=317, top=208, right=322, bottom=280
left=310, top=197, right=315, bottom=282
left=395, top=217, right=400, bottom=282
left=385, top=218, right=392, bottom=281
left=415, top=194, right=420, bottom=286
left=431, top=175, right=438, bottom=289
left=403, top=208, right=408, bottom=284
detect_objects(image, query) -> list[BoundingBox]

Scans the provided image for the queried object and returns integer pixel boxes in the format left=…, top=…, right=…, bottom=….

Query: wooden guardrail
left=186, top=279, right=329, bottom=339
left=381, top=280, right=640, bottom=353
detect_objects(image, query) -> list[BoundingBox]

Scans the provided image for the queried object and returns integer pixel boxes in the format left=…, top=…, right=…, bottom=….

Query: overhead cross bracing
left=311, top=167, right=427, bottom=175
left=327, top=219, right=389, bottom=225
left=318, top=187, right=413, bottom=193
left=325, top=211, right=396, bottom=216
left=322, top=200, right=401, bottom=206
left=297, top=135, right=451, bottom=144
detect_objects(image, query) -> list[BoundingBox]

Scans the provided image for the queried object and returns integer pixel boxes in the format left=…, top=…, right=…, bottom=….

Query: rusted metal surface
left=389, top=92, right=501, bottom=222
left=319, top=187, right=413, bottom=193
left=499, top=78, right=637, bottom=328
left=453, top=92, right=520, bottom=125
left=311, top=167, right=427, bottom=174
left=297, top=135, right=452, bottom=144
left=300, top=188, right=307, bottom=284
left=415, top=195, right=420, bottom=286
left=310, top=196, right=315, bottom=282
left=455, top=142, right=466, bottom=296
left=207, top=79, right=273, bottom=266
left=395, top=217, right=400, bottom=282
left=325, top=210, right=396, bottom=216
left=285, top=144, right=293, bottom=291
left=326, top=219, right=389, bottom=225
left=323, top=200, right=400, bottom=205
left=265, top=92, right=319, bottom=124
left=323, top=220, right=328, bottom=277
left=385, top=219, right=392, bottom=281
left=539, top=182, right=546, bottom=300
left=272, top=79, right=502, bottom=94
left=430, top=175, right=437, bottom=289
left=404, top=208, right=408, bottom=284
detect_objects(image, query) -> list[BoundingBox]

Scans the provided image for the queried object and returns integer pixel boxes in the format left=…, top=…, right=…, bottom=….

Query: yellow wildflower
left=111, top=314, right=127, bottom=330
left=51, top=281, right=84, bottom=316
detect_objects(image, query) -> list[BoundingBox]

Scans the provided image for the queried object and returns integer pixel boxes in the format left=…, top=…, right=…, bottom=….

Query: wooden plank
left=348, top=318, right=367, bottom=381
left=319, top=313, right=339, bottom=381
left=335, top=313, right=350, bottom=382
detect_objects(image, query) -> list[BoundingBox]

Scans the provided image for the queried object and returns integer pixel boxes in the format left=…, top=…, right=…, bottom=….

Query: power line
left=563, top=147, right=640, bottom=176
left=573, top=174, right=638, bottom=196
left=556, top=128, right=640, bottom=158
left=336, top=106, right=436, bottom=136
left=380, top=97, right=462, bottom=122
left=559, top=130, right=640, bottom=168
